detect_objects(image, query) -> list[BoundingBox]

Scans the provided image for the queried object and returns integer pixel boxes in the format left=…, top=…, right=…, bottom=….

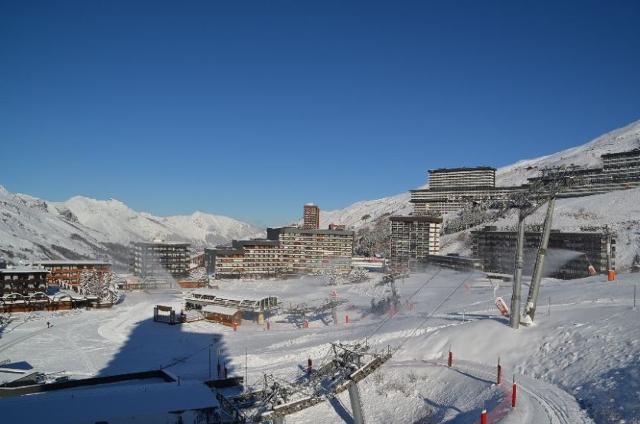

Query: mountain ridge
left=0, top=187, right=263, bottom=266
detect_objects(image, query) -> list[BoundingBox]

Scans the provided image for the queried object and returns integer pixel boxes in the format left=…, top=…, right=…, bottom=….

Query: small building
left=185, top=291, right=278, bottom=323
left=33, top=260, right=111, bottom=291
left=0, top=264, right=49, bottom=297
left=202, top=305, right=242, bottom=327
left=351, top=256, right=387, bottom=272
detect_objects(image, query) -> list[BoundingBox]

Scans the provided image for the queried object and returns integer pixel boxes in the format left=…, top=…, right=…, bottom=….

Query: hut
left=202, top=305, right=242, bottom=327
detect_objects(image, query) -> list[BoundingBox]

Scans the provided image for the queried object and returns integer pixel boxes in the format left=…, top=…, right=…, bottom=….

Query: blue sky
left=1, top=1, right=639, bottom=226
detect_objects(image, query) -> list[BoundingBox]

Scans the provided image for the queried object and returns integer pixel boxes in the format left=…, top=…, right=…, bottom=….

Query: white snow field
left=1, top=269, right=638, bottom=423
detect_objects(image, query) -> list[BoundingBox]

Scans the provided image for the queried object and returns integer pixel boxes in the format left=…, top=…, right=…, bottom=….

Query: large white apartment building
left=427, top=167, right=496, bottom=189
left=410, top=167, right=524, bottom=215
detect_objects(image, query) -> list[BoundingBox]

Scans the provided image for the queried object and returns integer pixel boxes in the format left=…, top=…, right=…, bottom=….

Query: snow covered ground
left=1, top=269, right=638, bottom=423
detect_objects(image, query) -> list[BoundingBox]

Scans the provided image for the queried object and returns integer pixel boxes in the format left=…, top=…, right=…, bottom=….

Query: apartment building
left=389, top=215, right=442, bottom=271
left=267, top=227, right=354, bottom=274
left=205, top=247, right=244, bottom=278
left=131, top=241, right=190, bottom=278
left=428, top=167, right=496, bottom=189
left=471, top=226, right=615, bottom=279
left=410, top=167, right=524, bottom=215
left=206, top=204, right=355, bottom=279
left=34, top=260, right=111, bottom=291
left=528, top=149, right=640, bottom=198
left=0, top=263, right=49, bottom=297
left=303, top=203, right=321, bottom=229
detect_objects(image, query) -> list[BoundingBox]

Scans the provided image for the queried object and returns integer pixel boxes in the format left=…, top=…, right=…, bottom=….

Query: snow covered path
left=0, top=270, right=637, bottom=423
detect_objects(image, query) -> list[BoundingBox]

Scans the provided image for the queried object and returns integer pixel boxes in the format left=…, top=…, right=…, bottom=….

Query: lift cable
left=392, top=270, right=478, bottom=354
left=361, top=268, right=443, bottom=343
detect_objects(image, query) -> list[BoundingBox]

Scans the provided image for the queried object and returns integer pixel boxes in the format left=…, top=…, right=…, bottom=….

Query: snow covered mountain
left=0, top=187, right=263, bottom=266
left=58, top=196, right=263, bottom=247
left=320, top=119, right=640, bottom=229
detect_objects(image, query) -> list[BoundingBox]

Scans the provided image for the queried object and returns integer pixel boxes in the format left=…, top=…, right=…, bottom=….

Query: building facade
left=204, top=240, right=284, bottom=279
left=389, top=215, right=442, bottom=271
left=206, top=204, right=354, bottom=279
left=303, top=203, right=320, bottom=229
left=0, top=265, right=49, bottom=297
left=205, top=247, right=244, bottom=278
left=428, top=167, right=496, bottom=189
left=267, top=227, right=355, bottom=274
left=410, top=167, right=525, bottom=215
left=34, top=260, right=112, bottom=291
left=471, top=226, right=615, bottom=279
left=131, top=241, right=190, bottom=278
left=528, top=149, right=640, bottom=198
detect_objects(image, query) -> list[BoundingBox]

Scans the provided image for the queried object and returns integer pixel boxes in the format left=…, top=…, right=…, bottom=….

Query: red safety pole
left=307, top=357, right=312, bottom=374
left=480, top=409, right=488, bottom=424
left=345, top=314, right=350, bottom=324
left=512, top=375, right=517, bottom=408
left=447, top=349, right=453, bottom=368
left=497, top=357, right=502, bottom=385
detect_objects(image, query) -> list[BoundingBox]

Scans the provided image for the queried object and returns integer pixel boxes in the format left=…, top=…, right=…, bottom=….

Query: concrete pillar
left=348, top=383, right=365, bottom=424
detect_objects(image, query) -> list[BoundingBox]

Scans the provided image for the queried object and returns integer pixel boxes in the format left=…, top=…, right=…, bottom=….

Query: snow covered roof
left=192, top=291, right=273, bottom=303
left=0, top=266, right=49, bottom=274
left=33, top=260, right=111, bottom=266
left=202, top=305, right=239, bottom=315
left=0, top=380, right=218, bottom=423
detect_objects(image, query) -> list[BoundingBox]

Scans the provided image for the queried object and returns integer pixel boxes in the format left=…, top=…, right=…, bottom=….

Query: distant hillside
left=0, top=187, right=263, bottom=268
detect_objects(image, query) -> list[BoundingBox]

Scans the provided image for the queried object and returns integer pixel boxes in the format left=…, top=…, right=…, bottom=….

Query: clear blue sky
left=1, top=1, right=639, bottom=226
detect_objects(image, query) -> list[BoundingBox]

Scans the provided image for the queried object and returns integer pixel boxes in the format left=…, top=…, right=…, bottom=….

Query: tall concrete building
left=131, top=241, right=190, bottom=279
left=389, top=215, right=442, bottom=271
left=410, top=167, right=524, bottom=215
left=303, top=203, right=320, bottom=229
left=428, top=167, right=496, bottom=189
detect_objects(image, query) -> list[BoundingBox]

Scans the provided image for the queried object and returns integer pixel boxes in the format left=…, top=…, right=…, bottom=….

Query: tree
left=80, top=270, right=120, bottom=304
